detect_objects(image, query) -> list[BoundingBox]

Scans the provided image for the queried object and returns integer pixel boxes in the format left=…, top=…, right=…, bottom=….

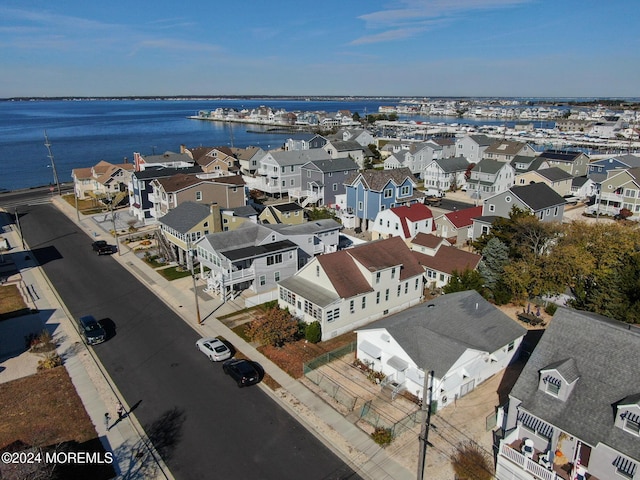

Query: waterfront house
left=471, top=183, right=566, bottom=240
left=133, top=151, right=195, bottom=170
left=72, top=160, right=134, bottom=201
left=150, top=172, right=246, bottom=219
left=157, top=201, right=221, bottom=266
left=455, top=134, right=494, bottom=164
left=538, top=150, right=589, bottom=177
left=129, top=166, right=203, bottom=224
left=433, top=205, right=483, bottom=245
left=231, top=146, right=266, bottom=175
left=295, top=157, right=359, bottom=208
left=332, top=127, right=375, bottom=147
left=355, top=290, right=526, bottom=409
left=484, top=140, right=537, bottom=163
left=344, top=168, right=425, bottom=231
left=587, top=154, right=640, bottom=185
left=495, top=308, right=640, bottom=480
left=465, top=159, right=516, bottom=200
left=384, top=141, right=443, bottom=177
left=277, top=236, right=424, bottom=341
left=515, top=167, right=574, bottom=197
left=371, top=203, right=434, bottom=241
left=247, top=149, right=330, bottom=199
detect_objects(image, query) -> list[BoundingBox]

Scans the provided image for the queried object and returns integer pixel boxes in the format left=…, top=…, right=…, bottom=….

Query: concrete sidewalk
left=45, top=198, right=414, bottom=479
left=0, top=211, right=174, bottom=480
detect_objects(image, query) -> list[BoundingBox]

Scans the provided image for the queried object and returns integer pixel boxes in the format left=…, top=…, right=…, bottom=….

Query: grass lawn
left=0, top=284, right=29, bottom=319
left=157, top=267, right=193, bottom=281
left=0, top=367, right=97, bottom=449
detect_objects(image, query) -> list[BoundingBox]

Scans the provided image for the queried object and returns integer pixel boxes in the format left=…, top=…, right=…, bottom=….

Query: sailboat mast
left=44, top=131, right=61, bottom=195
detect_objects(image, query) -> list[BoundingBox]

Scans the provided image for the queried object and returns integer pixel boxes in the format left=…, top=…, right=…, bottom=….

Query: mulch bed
left=259, top=332, right=356, bottom=379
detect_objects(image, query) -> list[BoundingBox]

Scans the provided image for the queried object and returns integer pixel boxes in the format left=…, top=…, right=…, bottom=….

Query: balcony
left=498, top=440, right=599, bottom=480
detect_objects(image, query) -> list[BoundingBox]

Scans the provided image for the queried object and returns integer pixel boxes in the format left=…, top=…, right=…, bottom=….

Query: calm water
left=0, top=98, right=510, bottom=191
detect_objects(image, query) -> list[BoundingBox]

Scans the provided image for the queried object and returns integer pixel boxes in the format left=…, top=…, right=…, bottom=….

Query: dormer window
left=624, top=415, right=640, bottom=435
left=543, top=375, right=561, bottom=397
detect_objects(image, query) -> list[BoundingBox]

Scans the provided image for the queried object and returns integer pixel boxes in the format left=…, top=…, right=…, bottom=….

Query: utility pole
left=44, top=131, right=61, bottom=196
left=417, top=369, right=434, bottom=480
left=107, top=192, right=120, bottom=255
left=188, top=237, right=202, bottom=325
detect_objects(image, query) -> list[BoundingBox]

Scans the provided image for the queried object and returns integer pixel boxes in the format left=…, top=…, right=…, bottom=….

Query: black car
left=92, top=240, right=113, bottom=255
left=79, top=315, right=106, bottom=345
left=222, top=359, right=260, bottom=387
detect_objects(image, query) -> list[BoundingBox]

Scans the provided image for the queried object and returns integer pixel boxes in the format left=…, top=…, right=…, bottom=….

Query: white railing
left=599, top=192, right=624, bottom=203
left=499, top=442, right=562, bottom=480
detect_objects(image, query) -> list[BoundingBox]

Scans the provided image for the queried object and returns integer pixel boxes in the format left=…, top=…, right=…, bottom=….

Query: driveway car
left=222, top=359, right=260, bottom=387
left=92, top=240, right=113, bottom=255
left=79, top=315, right=106, bottom=345
left=196, top=337, right=231, bottom=362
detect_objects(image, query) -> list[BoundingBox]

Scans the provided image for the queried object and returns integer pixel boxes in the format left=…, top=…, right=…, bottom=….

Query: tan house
left=538, top=149, right=589, bottom=177
left=258, top=202, right=305, bottom=225
left=187, top=146, right=239, bottom=175
left=221, top=205, right=259, bottom=232
left=483, top=140, right=537, bottom=163
left=433, top=205, right=483, bottom=246
left=514, top=166, right=574, bottom=197
left=72, top=160, right=134, bottom=201
left=587, top=167, right=640, bottom=219
left=150, top=173, right=246, bottom=219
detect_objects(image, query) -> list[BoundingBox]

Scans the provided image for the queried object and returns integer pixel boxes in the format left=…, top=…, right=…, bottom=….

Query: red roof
left=412, top=246, right=481, bottom=275
left=444, top=205, right=483, bottom=229
left=391, top=204, right=434, bottom=238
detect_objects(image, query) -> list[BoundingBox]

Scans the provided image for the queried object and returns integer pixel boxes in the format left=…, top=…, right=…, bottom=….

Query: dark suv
left=79, top=315, right=106, bottom=345
left=222, top=359, right=260, bottom=387
left=92, top=240, right=113, bottom=255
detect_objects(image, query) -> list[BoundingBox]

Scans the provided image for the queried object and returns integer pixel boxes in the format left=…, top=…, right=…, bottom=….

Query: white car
left=196, top=337, right=232, bottom=362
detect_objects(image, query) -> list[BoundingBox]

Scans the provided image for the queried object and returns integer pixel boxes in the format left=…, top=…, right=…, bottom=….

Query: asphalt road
left=18, top=203, right=360, bottom=480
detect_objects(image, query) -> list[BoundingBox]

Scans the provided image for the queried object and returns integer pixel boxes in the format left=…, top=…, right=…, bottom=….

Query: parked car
left=196, top=337, right=231, bottom=362
left=78, top=315, right=106, bottom=345
left=222, top=359, right=260, bottom=387
left=92, top=240, right=113, bottom=255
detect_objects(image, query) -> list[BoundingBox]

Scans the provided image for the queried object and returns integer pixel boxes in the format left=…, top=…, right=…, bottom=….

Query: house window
left=266, top=253, right=282, bottom=265
left=376, top=272, right=380, bottom=284
left=195, top=191, right=202, bottom=201
left=290, top=179, right=294, bottom=186
left=307, top=171, right=312, bottom=177
left=326, top=308, right=340, bottom=322
left=391, top=268, right=395, bottom=279
left=316, top=265, right=320, bottom=277
left=333, top=183, right=338, bottom=191
left=274, top=271, right=280, bottom=282
left=400, top=185, right=410, bottom=196
left=376, top=292, right=380, bottom=304
left=545, top=378, right=561, bottom=396
left=614, top=456, right=637, bottom=479
left=404, top=282, right=408, bottom=294
left=481, top=225, right=490, bottom=235
left=385, top=289, right=389, bottom=301
left=554, top=207, right=559, bottom=216
left=362, top=296, right=366, bottom=309
left=415, top=278, right=420, bottom=290
left=507, top=341, right=515, bottom=352
left=397, top=285, right=401, bottom=297
left=505, top=196, right=511, bottom=203
left=384, top=188, right=393, bottom=198
left=488, top=204, right=495, bottom=212
left=350, top=300, right=355, bottom=314
left=624, top=416, right=640, bottom=435
left=259, top=275, right=266, bottom=286
left=358, top=201, right=363, bottom=211
left=282, top=180, right=286, bottom=187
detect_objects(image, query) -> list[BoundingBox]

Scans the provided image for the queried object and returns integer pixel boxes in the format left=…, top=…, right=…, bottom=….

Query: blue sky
left=1, top=0, right=638, bottom=98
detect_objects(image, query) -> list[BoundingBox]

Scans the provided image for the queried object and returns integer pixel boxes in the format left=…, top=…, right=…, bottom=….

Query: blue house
left=344, top=167, right=425, bottom=230
left=587, top=154, right=640, bottom=186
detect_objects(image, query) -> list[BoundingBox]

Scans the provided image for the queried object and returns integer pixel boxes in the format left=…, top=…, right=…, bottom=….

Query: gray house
left=195, top=223, right=299, bottom=300
left=496, top=308, right=640, bottom=480
left=297, top=157, right=360, bottom=207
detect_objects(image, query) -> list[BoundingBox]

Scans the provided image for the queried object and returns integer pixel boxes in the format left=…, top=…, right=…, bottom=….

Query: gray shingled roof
left=510, top=183, right=566, bottom=210
left=267, top=219, right=342, bottom=235
left=473, top=158, right=508, bottom=175
left=434, top=156, right=470, bottom=173
left=534, top=167, right=574, bottom=182
left=158, top=201, right=212, bottom=233
left=200, top=223, right=273, bottom=253
left=269, top=149, right=330, bottom=166
left=358, top=290, right=526, bottom=378
left=510, top=308, right=640, bottom=461
left=278, top=276, right=340, bottom=308
left=305, top=157, right=359, bottom=173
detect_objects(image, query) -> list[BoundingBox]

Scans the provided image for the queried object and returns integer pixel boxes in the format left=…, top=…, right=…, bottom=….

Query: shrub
left=245, top=307, right=298, bottom=347
left=37, top=353, right=62, bottom=371
left=371, top=427, right=394, bottom=447
left=544, top=303, right=558, bottom=316
left=305, top=321, right=322, bottom=343
left=450, top=440, right=494, bottom=480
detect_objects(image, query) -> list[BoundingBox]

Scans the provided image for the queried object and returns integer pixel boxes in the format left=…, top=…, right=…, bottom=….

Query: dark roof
left=412, top=246, right=482, bottom=275
left=359, top=290, right=526, bottom=378
left=224, top=239, right=297, bottom=261
left=534, top=167, right=574, bottom=182
left=510, top=308, right=640, bottom=461
left=270, top=202, right=303, bottom=212
left=539, top=150, right=585, bottom=162
left=509, top=183, right=566, bottom=210
left=158, top=201, right=211, bottom=233
left=434, top=156, right=470, bottom=173
left=223, top=205, right=258, bottom=217
left=305, top=157, right=359, bottom=173
left=133, top=166, right=203, bottom=180
left=473, top=158, right=510, bottom=175
left=345, top=167, right=415, bottom=191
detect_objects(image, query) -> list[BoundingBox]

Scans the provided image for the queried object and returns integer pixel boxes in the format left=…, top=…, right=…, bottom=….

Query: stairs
left=154, top=230, right=176, bottom=264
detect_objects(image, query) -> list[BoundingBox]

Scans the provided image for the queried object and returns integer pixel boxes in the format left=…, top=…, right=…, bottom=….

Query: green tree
left=306, top=207, right=338, bottom=222
left=305, top=321, right=322, bottom=343
left=245, top=307, right=299, bottom=347
left=443, top=269, right=485, bottom=294
left=478, top=238, right=509, bottom=292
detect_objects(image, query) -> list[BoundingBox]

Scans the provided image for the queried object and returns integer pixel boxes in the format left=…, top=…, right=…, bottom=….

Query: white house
left=371, top=203, right=434, bottom=241
left=356, top=290, right=526, bottom=409
left=455, top=134, right=494, bottom=165
left=278, top=236, right=425, bottom=341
